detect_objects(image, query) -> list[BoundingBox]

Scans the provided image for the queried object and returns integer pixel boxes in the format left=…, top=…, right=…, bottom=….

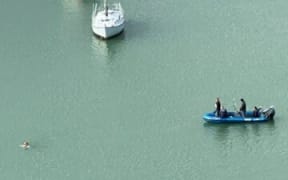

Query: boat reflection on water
left=91, top=32, right=125, bottom=61
left=89, top=33, right=125, bottom=81
left=203, top=120, right=276, bottom=143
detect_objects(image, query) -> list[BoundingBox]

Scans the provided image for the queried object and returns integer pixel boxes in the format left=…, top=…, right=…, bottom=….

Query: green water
left=1, top=0, right=288, bottom=179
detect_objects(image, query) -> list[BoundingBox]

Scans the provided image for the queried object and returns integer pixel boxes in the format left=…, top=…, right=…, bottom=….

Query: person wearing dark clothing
left=220, top=106, right=228, bottom=118
left=214, top=97, right=221, bottom=117
left=253, top=106, right=260, bottom=117
left=239, top=98, right=246, bottom=117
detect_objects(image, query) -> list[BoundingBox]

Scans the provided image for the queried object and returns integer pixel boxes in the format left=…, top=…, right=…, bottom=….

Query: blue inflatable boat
left=203, top=106, right=275, bottom=123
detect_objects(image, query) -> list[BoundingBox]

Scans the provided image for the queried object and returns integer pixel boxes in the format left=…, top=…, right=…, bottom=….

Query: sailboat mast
left=104, top=0, right=108, bottom=16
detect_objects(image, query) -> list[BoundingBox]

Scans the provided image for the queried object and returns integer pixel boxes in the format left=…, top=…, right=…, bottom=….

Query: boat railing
left=92, top=3, right=98, bottom=18
left=92, top=1, right=124, bottom=19
left=119, top=3, right=124, bottom=15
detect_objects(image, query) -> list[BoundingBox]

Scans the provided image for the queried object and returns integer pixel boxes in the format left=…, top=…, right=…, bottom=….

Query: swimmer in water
left=20, top=141, right=30, bottom=150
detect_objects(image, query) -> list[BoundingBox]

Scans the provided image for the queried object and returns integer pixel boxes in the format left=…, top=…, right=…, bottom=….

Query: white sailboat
left=91, top=0, right=125, bottom=39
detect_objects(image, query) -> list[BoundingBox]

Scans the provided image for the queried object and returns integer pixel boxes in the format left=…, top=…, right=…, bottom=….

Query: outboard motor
left=262, top=106, right=275, bottom=120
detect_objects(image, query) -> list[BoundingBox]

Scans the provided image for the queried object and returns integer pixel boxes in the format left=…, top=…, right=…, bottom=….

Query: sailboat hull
left=92, top=22, right=124, bottom=39
left=91, top=2, right=125, bottom=39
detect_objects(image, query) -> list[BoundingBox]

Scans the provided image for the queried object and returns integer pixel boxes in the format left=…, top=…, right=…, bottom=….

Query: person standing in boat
left=239, top=98, right=246, bottom=117
left=220, top=106, right=228, bottom=118
left=214, top=97, right=221, bottom=117
left=253, top=106, right=260, bottom=117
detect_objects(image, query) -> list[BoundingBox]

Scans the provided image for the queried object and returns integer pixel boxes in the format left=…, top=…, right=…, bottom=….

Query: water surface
left=1, top=0, right=288, bottom=179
